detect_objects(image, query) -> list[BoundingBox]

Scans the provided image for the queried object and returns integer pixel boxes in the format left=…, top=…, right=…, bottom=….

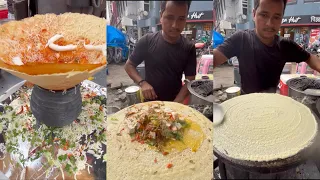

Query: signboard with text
left=282, top=15, right=320, bottom=25
left=304, top=0, right=320, bottom=3
left=187, top=11, right=213, bottom=21
left=287, top=0, right=298, bottom=5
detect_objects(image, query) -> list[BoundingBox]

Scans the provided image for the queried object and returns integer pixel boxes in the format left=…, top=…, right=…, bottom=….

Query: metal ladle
left=213, top=103, right=225, bottom=126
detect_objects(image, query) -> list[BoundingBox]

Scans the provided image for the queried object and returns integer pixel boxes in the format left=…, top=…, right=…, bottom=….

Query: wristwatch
left=137, top=80, right=146, bottom=86
left=184, top=79, right=191, bottom=84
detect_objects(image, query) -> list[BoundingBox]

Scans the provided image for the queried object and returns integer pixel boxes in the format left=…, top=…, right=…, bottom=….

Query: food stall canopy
left=107, top=25, right=127, bottom=47
left=212, top=30, right=224, bottom=48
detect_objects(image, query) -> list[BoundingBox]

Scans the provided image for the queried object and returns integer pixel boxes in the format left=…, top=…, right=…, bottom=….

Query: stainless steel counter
left=0, top=70, right=23, bottom=98
left=0, top=67, right=106, bottom=101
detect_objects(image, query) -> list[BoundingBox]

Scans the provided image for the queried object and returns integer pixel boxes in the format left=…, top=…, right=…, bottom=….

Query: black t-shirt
left=130, top=32, right=197, bottom=101
left=217, top=29, right=310, bottom=94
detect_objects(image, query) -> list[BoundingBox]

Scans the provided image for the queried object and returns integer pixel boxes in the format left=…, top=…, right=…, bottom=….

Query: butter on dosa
left=107, top=102, right=213, bottom=180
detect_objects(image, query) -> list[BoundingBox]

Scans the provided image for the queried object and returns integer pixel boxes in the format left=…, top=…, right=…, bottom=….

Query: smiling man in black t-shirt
left=124, top=1, right=196, bottom=102
left=214, top=0, right=320, bottom=94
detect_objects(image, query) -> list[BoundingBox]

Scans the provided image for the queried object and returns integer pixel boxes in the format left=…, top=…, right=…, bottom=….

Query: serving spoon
left=213, top=103, right=225, bottom=126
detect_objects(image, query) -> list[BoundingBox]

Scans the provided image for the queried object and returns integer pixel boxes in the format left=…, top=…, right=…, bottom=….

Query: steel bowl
left=287, top=77, right=320, bottom=113
left=187, top=79, right=213, bottom=105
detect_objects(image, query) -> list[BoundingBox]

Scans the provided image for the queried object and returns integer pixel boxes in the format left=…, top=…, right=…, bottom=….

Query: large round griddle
left=214, top=145, right=314, bottom=174
left=214, top=111, right=320, bottom=174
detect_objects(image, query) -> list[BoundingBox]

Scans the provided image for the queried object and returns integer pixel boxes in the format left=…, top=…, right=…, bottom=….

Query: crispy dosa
left=0, top=13, right=107, bottom=90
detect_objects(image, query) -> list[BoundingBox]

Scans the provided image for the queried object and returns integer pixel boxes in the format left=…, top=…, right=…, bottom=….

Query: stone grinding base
left=30, top=84, right=82, bottom=128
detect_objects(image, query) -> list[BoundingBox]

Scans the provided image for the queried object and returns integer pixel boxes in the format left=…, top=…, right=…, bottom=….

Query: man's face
left=160, top=1, right=188, bottom=39
left=253, top=0, right=284, bottom=39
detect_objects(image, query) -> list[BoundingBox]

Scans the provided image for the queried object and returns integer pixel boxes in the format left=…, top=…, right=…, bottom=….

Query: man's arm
left=174, top=45, right=197, bottom=103
left=124, top=60, right=143, bottom=83
left=124, top=35, right=146, bottom=83
left=213, top=49, right=229, bottom=67
left=306, top=55, right=320, bottom=72
left=279, top=39, right=320, bottom=72
left=214, top=31, right=243, bottom=67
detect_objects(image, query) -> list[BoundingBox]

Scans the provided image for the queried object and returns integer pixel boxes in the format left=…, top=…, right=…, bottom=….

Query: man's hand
left=140, top=81, right=158, bottom=100
left=174, top=76, right=195, bottom=104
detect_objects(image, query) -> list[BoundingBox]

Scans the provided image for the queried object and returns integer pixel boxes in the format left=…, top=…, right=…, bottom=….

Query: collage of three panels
left=0, top=0, right=320, bottom=179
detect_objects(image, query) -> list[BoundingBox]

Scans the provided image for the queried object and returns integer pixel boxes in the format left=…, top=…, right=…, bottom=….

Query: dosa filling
left=123, top=103, right=205, bottom=154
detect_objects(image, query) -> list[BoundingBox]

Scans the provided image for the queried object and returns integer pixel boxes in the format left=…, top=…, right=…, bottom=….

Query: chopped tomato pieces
left=162, top=152, right=169, bottom=156
left=166, top=163, right=173, bottom=169
left=120, top=128, right=125, bottom=133
left=17, top=106, right=24, bottom=115
left=67, top=153, right=73, bottom=158
left=25, top=105, right=30, bottom=112
left=154, top=158, right=157, bottom=163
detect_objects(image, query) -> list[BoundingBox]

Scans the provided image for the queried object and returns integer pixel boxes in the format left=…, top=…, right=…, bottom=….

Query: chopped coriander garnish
left=82, top=101, right=89, bottom=106
left=110, top=117, right=118, bottom=121
left=65, top=163, right=72, bottom=175
left=58, top=154, right=68, bottom=162
left=4, top=106, right=13, bottom=111
left=69, top=155, right=76, bottom=165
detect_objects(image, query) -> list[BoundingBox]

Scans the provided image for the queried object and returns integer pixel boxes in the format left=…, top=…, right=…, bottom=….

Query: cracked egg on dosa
left=0, top=13, right=106, bottom=90
left=107, top=102, right=213, bottom=180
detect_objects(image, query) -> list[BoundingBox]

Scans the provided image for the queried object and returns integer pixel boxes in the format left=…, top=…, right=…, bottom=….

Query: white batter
left=214, top=93, right=318, bottom=162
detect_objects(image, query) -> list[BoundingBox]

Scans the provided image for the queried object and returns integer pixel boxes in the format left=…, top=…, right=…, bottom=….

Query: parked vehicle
left=128, top=36, right=137, bottom=58
left=107, top=25, right=128, bottom=64
left=195, top=34, right=212, bottom=57
left=195, top=42, right=206, bottom=57
left=307, top=40, right=320, bottom=55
